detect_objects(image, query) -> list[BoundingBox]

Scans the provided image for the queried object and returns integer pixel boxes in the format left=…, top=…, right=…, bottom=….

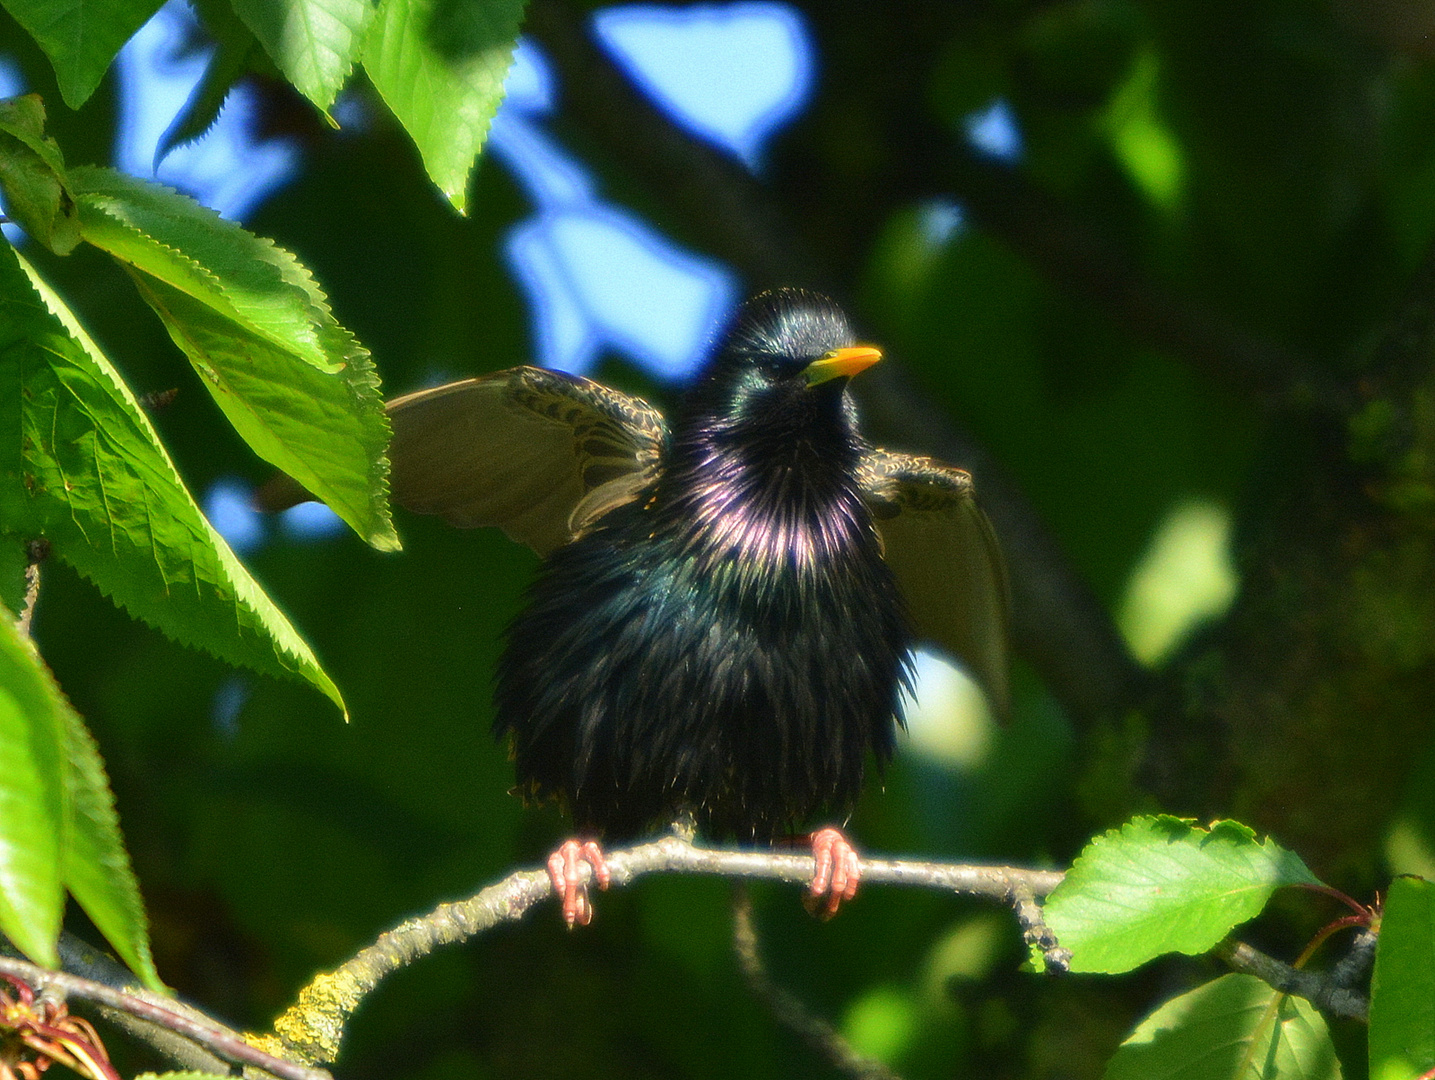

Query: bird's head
left=685, top=290, right=882, bottom=445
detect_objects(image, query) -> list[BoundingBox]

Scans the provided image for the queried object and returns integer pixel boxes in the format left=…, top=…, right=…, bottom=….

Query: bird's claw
left=805, top=827, right=861, bottom=919
left=547, top=839, right=610, bottom=927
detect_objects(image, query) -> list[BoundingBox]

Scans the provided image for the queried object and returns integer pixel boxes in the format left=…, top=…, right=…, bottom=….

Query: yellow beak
left=802, top=346, right=883, bottom=387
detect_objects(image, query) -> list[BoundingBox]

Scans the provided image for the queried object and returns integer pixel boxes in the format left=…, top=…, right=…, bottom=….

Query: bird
left=269, top=289, right=1009, bottom=924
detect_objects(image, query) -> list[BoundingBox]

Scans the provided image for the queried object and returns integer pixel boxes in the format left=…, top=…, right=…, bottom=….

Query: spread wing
left=860, top=448, right=1011, bottom=716
left=258, top=366, right=667, bottom=557
left=385, top=367, right=668, bottom=555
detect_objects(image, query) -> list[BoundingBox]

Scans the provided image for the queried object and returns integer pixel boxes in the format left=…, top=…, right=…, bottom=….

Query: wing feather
left=860, top=449, right=1011, bottom=715
left=384, top=367, right=666, bottom=555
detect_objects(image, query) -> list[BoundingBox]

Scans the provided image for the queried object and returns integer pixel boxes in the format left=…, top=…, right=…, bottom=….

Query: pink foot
left=547, top=839, right=610, bottom=927
left=806, top=827, right=862, bottom=919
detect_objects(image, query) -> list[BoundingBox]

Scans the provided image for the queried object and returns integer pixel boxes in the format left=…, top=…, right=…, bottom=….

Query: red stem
left=1295, top=882, right=1370, bottom=920
left=1293, top=914, right=1371, bottom=970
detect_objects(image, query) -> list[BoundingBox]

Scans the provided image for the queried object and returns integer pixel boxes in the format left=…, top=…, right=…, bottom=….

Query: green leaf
left=231, top=0, right=374, bottom=116
left=0, top=537, right=27, bottom=614
left=0, top=610, right=67, bottom=967
left=1370, top=876, right=1435, bottom=1080
left=1043, top=816, right=1320, bottom=974
left=60, top=706, right=162, bottom=989
left=70, top=167, right=333, bottom=368
left=0, top=94, right=80, bottom=255
left=67, top=166, right=399, bottom=551
left=362, top=0, right=525, bottom=213
left=0, top=608, right=160, bottom=986
left=136, top=1073, right=237, bottom=1080
left=154, top=13, right=258, bottom=168
left=1104, top=974, right=1342, bottom=1080
left=0, top=0, right=165, bottom=108
left=0, top=239, right=347, bottom=715
left=1103, top=48, right=1185, bottom=214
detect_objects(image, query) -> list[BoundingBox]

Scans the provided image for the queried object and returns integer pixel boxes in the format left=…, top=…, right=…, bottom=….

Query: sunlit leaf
left=0, top=0, right=164, bottom=108
left=0, top=240, right=347, bottom=714
left=362, top=0, right=525, bottom=213
left=1104, top=48, right=1185, bottom=213
left=154, top=7, right=259, bottom=167
left=60, top=705, right=162, bottom=988
left=1044, top=816, right=1320, bottom=973
left=231, top=0, right=374, bottom=116
left=68, top=167, right=398, bottom=552
left=0, top=94, right=79, bottom=254
left=0, top=611, right=66, bottom=967
left=0, top=612, right=161, bottom=986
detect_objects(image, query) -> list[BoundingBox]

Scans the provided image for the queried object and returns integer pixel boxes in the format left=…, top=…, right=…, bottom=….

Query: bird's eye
left=755, top=354, right=802, bottom=380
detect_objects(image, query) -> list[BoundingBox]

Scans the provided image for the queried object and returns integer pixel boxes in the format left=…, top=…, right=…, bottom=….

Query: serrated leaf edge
left=12, top=248, right=348, bottom=716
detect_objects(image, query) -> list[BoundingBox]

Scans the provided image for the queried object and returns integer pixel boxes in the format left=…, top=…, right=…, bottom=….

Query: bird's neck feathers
left=661, top=390, right=872, bottom=573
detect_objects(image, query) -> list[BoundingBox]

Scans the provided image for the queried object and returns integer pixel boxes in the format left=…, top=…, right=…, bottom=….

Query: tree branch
left=4, top=846, right=1369, bottom=1074
left=1328, top=928, right=1378, bottom=990
left=0, top=955, right=329, bottom=1080
left=1011, top=882, right=1072, bottom=975
left=51, top=933, right=240, bottom=1078
left=730, top=885, right=903, bottom=1080
left=526, top=0, right=1341, bottom=415
left=1213, top=938, right=1370, bottom=1022
left=266, top=835, right=1066, bottom=1066
left=522, top=0, right=822, bottom=290
left=856, top=360, right=1153, bottom=725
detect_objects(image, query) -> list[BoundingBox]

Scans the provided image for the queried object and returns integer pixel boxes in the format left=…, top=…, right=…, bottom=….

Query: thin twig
left=268, top=835, right=1066, bottom=1065
left=0, top=956, right=330, bottom=1080
left=1213, top=939, right=1369, bottom=1021
left=51, top=932, right=238, bottom=1077
left=6, top=844, right=1365, bottom=1076
left=1296, top=882, right=1371, bottom=920
left=1011, top=883, right=1072, bottom=974
left=731, top=884, right=903, bottom=1080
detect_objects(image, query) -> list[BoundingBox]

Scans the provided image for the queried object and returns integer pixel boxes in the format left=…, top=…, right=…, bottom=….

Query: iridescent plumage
left=258, top=289, right=1010, bottom=921
left=495, top=292, right=912, bottom=841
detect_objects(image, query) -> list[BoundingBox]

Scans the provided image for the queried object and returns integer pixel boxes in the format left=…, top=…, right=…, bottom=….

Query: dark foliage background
left=6, top=0, right=1435, bottom=1076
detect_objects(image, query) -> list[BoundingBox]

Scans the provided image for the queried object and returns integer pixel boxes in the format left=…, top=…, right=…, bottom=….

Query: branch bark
left=1213, top=939, right=1370, bottom=1022
left=265, top=835, right=1065, bottom=1066
left=4, top=847, right=1374, bottom=1075
left=52, top=933, right=240, bottom=1078
left=933, top=143, right=1344, bottom=411
left=0, top=954, right=329, bottom=1080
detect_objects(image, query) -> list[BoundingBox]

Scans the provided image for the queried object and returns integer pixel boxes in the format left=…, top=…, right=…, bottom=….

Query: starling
left=278, top=290, right=1009, bottom=923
